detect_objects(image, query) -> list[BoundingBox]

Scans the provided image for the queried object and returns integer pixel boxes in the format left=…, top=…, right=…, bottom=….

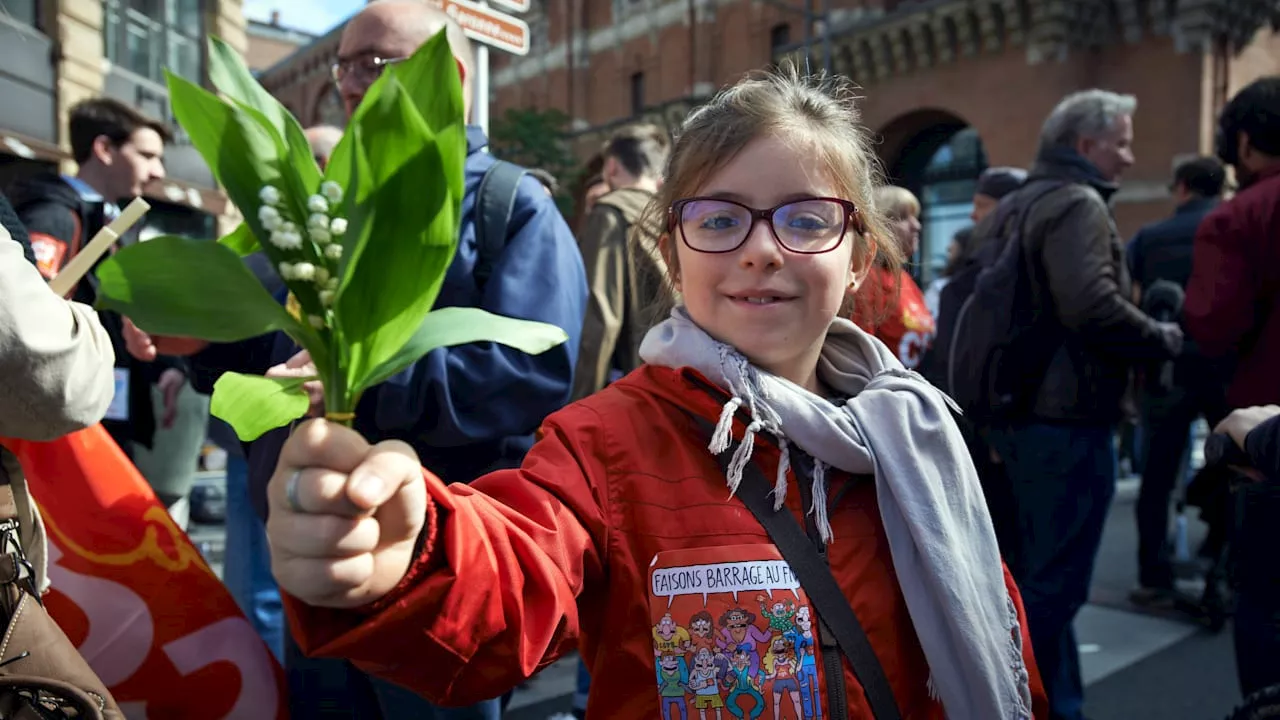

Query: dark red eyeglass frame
left=667, top=196, right=867, bottom=254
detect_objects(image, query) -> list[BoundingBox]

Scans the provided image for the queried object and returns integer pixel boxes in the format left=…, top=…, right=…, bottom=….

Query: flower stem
left=323, top=363, right=354, bottom=429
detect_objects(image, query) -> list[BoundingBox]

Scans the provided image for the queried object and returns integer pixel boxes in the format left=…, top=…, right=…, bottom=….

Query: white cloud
left=242, top=0, right=362, bottom=35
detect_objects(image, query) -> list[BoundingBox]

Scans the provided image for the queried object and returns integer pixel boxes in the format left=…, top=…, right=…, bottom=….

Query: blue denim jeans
left=987, top=422, right=1116, bottom=720
left=221, top=455, right=284, bottom=662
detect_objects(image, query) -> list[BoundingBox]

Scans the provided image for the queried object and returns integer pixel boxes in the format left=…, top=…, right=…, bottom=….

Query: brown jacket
left=571, top=187, right=671, bottom=400
left=1011, top=156, right=1175, bottom=422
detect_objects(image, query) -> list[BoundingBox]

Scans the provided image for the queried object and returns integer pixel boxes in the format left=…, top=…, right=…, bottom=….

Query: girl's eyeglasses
left=669, top=197, right=864, bottom=255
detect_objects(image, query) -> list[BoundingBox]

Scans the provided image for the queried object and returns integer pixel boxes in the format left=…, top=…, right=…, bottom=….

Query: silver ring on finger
left=285, top=469, right=306, bottom=514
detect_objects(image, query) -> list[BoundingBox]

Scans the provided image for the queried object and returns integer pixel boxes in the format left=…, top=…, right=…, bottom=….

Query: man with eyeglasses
left=286, top=3, right=587, bottom=718
left=129, top=2, right=587, bottom=718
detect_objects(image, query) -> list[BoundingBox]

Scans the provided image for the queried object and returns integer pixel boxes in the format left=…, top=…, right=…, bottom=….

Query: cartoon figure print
left=785, top=606, right=822, bottom=719
left=658, top=652, right=692, bottom=720
left=763, top=635, right=804, bottom=720
left=655, top=613, right=694, bottom=675
left=649, top=546, right=825, bottom=720
left=726, top=645, right=766, bottom=719
left=717, top=607, right=772, bottom=679
left=688, top=647, right=727, bottom=720
left=689, top=610, right=720, bottom=655
left=757, top=594, right=798, bottom=636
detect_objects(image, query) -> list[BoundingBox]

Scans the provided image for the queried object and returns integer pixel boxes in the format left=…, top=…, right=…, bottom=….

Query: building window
left=613, top=0, right=646, bottom=22
left=771, top=23, right=791, bottom=52
left=630, top=71, right=645, bottom=116
left=103, top=0, right=204, bottom=84
left=0, top=0, right=38, bottom=27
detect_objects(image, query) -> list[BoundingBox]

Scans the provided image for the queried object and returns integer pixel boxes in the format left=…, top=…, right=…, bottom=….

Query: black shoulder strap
left=702, top=424, right=902, bottom=719
left=473, top=159, right=528, bottom=291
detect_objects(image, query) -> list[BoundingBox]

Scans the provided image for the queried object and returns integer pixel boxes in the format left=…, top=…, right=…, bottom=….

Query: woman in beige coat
left=0, top=215, right=116, bottom=589
left=0, top=207, right=122, bottom=716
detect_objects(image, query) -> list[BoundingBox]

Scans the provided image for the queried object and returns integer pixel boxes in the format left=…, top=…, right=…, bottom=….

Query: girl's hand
left=266, top=419, right=428, bottom=609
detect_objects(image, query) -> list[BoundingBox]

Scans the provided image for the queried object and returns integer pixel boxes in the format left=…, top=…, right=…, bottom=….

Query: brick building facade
left=0, top=0, right=249, bottom=236
left=246, top=12, right=318, bottom=72
left=487, top=0, right=1280, bottom=277
left=257, top=0, right=1280, bottom=278
left=256, top=0, right=1280, bottom=277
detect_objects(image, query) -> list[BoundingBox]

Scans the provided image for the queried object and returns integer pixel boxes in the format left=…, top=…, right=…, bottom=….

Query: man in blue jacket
left=128, top=3, right=587, bottom=717
left=1124, top=156, right=1230, bottom=606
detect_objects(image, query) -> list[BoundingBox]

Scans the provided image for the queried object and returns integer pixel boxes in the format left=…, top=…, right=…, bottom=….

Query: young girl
left=267, top=67, right=1047, bottom=719
left=850, top=186, right=935, bottom=370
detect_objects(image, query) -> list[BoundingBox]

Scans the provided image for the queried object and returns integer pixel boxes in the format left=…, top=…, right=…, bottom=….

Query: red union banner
left=1, top=425, right=286, bottom=719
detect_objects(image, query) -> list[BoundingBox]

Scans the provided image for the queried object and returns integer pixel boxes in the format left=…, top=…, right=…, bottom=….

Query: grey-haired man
left=982, top=89, right=1182, bottom=720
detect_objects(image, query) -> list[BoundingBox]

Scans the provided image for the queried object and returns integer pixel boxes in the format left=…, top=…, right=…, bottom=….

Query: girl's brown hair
left=636, top=63, right=903, bottom=324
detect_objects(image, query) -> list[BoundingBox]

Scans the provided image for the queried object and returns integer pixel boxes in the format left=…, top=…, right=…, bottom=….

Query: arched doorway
left=878, top=111, right=988, bottom=285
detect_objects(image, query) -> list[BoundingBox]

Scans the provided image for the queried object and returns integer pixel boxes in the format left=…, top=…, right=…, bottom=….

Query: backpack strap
left=690, top=416, right=902, bottom=719
left=728, top=448, right=901, bottom=719
left=473, top=160, right=528, bottom=291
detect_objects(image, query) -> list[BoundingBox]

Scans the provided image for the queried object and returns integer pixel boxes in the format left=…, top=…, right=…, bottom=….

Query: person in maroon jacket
left=1185, top=76, right=1280, bottom=698
left=1185, top=77, right=1280, bottom=410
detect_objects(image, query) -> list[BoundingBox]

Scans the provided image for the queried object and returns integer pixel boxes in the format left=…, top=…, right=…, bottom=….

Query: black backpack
left=472, top=159, right=528, bottom=291
left=941, top=179, right=1066, bottom=422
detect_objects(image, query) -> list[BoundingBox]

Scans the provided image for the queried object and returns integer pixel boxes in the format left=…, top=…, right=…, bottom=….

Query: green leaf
left=335, top=73, right=461, bottom=392
left=95, top=236, right=301, bottom=342
left=357, top=307, right=569, bottom=393
left=323, top=131, right=354, bottom=198
left=389, top=30, right=466, bottom=204
left=219, top=223, right=261, bottom=256
left=166, top=71, right=330, bottom=322
left=166, top=73, right=294, bottom=251
left=207, top=36, right=321, bottom=196
left=211, top=372, right=313, bottom=442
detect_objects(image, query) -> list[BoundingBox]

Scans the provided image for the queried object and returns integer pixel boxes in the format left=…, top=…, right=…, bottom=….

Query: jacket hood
left=5, top=173, right=82, bottom=215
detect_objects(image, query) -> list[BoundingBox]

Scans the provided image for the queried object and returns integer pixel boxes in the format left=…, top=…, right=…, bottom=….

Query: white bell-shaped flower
left=320, top=181, right=344, bottom=205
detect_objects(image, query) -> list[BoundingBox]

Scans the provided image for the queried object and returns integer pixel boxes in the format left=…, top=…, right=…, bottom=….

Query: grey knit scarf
left=639, top=306, right=1032, bottom=720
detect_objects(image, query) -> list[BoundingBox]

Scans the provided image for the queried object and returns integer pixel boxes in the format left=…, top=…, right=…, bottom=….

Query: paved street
left=189, top=450, right=1246, bottom=720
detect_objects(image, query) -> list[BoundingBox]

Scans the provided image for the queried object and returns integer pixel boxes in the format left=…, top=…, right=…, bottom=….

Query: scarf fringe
left=709, top=397, right=743, bottom=455
left=771, top=438, right=791, bottom=511
left=724, top=420, right=762, bottom=498
left=808, top=459, right=833, bottom=543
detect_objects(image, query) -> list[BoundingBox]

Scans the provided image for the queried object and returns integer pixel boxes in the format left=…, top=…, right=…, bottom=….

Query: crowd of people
left=1, top=1, right=1279, bottom=718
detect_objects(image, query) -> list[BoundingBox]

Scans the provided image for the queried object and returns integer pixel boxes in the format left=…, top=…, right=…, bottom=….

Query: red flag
left=1, top=425, right=287, bottom=719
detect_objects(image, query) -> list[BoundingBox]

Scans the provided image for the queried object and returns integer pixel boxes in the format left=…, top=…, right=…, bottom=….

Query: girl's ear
left=848, top=234, right=877, bottom=291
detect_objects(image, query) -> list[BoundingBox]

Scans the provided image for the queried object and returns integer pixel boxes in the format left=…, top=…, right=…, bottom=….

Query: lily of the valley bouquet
left=95, top=33, right=566, bottom=440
